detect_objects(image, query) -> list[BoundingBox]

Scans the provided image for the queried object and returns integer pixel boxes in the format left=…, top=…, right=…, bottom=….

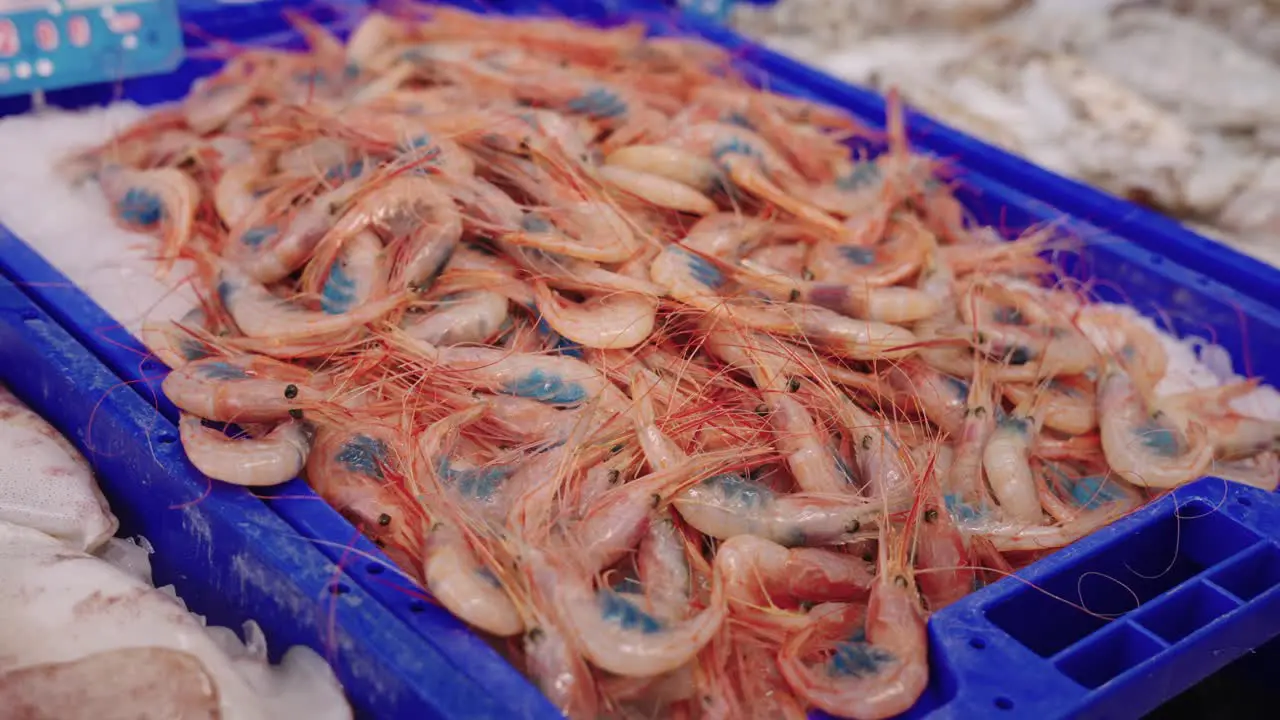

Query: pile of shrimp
left=68, top=5, right=1280, bottom=719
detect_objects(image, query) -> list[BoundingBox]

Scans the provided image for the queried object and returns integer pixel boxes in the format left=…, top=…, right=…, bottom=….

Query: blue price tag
left=0, top=0, right=184, bottom=98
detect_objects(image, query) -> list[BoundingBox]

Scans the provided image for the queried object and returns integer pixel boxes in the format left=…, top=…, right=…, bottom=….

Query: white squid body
left=0, top=520, right=352, bottom=720
left=0, top=384, right=116, bottom=551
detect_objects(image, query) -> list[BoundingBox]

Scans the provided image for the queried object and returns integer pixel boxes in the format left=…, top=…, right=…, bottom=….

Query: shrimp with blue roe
left=662, top=122, right=847, bottom=236
left=1098, top=359, right=1214, bottom=489
left=214, top=259, right=411, bottom=344
left=806, top=212, right=933, bottom=287
left=1004, top=374, right=1097, bottom=436
left=305, top=424, right=422, bottom=571
left=179, top=413, right=312, bottom=487
left=957, top=279, right=1098, bottom=378
left=944, top=361, right=999, bottom=511
left=1155, top=381, right=1280, bottom=462
left=912, top=447, right=977, bottom=610
left=522, top=542, right=726, bottom=679
left=983, top=394, right=1050, bottom=524
left=630, top=367, right=875, bottom=546
left=828, top=387, right=914, bottom=503
left=302, top=172, right=463, bottom=295
left=96, top=164, right=200, bottom=276
left=141, top=307, right=213, bottom=369
left=162, top=354, right=329, bottom=423
left=777, top=516, right=929, bottom=719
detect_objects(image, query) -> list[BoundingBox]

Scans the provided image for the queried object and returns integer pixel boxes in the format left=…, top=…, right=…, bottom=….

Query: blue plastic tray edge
left=0, top=273, right=547, bottom=720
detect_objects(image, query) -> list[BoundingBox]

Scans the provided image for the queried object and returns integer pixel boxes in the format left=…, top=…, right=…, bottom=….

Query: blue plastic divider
left=0, top=274, right=554, bottom=720
left=3, top=1, right=1280, bottom=718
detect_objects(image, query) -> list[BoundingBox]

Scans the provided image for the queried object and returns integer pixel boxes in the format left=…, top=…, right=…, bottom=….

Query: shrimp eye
left=924, top=509, right=939, bottom=523
left=611, top=443, right=624, bottom=454
left=861, top=435, right=873, bottom=450
left=974, top=406, right=987, bottom=417
left=373, top=538, right=386, bottom=548
left=801, top=268, right=814, bottom=281
left=606, top=469, right=621, bottom=484
left=754, top=404, right=769, bottom=417
left=701, top=695, right=715, bottom=707
left=788, top=289, right=800, bottom=302
left=844, top=519, right=861, bottom=534
left=862, top=552, right=874, bottom=562
left=377, top=513, right=393, bottom=527
left=289, top=408, right=304, bottom=419
left=284, top=384, right=299, bottom=399
left=893, top=575, right=910, bottom=589
left=650, top=493, right=661, bottom=508
left=787, top=377, right=801, bottom=393
left=525, top=627, right=545, bottom=643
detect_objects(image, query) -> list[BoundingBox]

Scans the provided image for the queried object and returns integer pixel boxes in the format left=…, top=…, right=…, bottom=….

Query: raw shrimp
left=604, top=145, right=722, bottom=193
left=1004, top=375, right=1097, bottom=436
left=598, top=165, right=718, bottom=216
left=673, top=473, right=875, bottom=547
left=1158, top=382, right=1280, bottom=462
left=983, top=404, right=1048, bottom=524
left=533, top=281, right=658, bottom=350
left=141, top=307, right=212, bottom=369
left=403, top=291, right=510, bottom=346
left=777, top=524, right=928, bottom=720
left=524, top=546, right=726, bottom=678
left=304, top=425, right=420, bottom=564
left=178, top=413, right=311, bottom=487
left=806, top=213, right=933, bottom=287
left=97, top=165, right=200, bottom=274
left=913, top=456, right=976, bottom=611
left=162, top=355, right=328, bottom=424
left=888, top=359, right=968, bottom=438
left=714, top=535, right=874, bottom=613
left=216, top=261, right=409, bottom=344
left=636, top=511, right=693, bottom=623
left=316, top=230, right=389, bottom=315
left=423, top=523, right=524, bottom=637
left=1098, top=363, right=1214, bottom=489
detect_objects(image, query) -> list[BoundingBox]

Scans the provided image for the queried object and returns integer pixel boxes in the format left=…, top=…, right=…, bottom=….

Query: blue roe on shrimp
left=704, top=473, right=772, bottom=508
left=502, top=369, right=587, bottom=405
left=598, top=590, right=664, bottom=634
left=566, top=87, right=628, bottom=120
left=828, top=638, right=896, bottom=678
left=117, top=188, right=164, bottom=228
left=241, top=225, right=279, bottom=248
left=941, top=374, right=969, bottom=400
left=197, top=361, right=250, bottom=380
left=835, top=161, right=880, bottom=191
left=321, top=261, right=358, bottom=315
left=443, top=463, right=512, bottom=502
left=944, top=494, right=985, bottom=523
left=521, top=213, right=553, bottom=233
left=1138, top=418, right=1183, bottom=457
left=1066, top=475, right=1120, bottom=510
left=179, top=337, right=211, bottom=362
left=325, top=159, right=365, bottom=183
left=337, top=435, right=389, bottom=480
left=837, top=246, right=877, bottom=266
left=711, top=137, right=761, bottom=167
left=675, top=248, right=724, bottom=290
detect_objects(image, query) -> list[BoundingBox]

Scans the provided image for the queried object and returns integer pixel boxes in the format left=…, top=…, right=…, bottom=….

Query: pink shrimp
left=777, top=522, right=928, bottom=719
left=162, top=354, right=328, bottom=424
left=179, top=413, right=312, bottom=487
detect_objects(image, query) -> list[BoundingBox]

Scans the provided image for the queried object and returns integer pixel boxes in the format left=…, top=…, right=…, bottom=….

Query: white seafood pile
left=0, top=385, right=351, bottom=719
left=731, top=0, right=1280, bottom=267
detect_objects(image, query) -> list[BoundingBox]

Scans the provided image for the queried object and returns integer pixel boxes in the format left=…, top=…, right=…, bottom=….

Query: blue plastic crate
left=0, top=274, right=558, bottom=719
left=2, top=1, right=1280, bottom=718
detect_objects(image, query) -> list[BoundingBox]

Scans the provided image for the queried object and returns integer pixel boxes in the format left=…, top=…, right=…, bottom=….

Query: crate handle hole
left=1237, top=496, right=1253, bottom=507
left=329, top=582, right=351, bottom=595
left=969, top=637, right=986, bottom=650
left=409, top=600, right=427, bottom=613
left=157, top=432, right=177, bottom=444
left=367, top=564, right=385, bottom=575
left=994, top=697, right=1014, bottom=711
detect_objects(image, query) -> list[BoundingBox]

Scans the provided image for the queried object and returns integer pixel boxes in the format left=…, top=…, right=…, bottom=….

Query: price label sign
left=0, top=0, right=184, bottom=98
